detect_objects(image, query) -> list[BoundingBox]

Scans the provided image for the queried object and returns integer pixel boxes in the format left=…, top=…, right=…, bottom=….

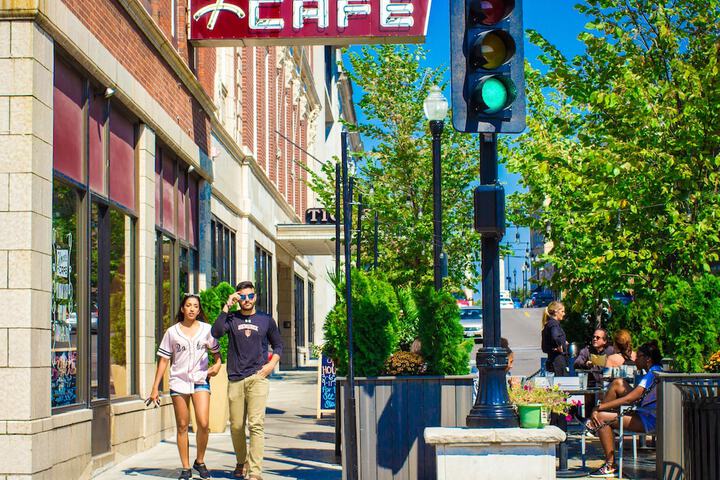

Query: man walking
left=212, top=281, right=283, bottom=479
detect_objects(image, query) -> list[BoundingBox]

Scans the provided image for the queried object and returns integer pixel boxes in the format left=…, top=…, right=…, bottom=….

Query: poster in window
left=317, top=353, right=336, bottom=418
left=56, top=249, right=69, bottom=278
left=51, top=350, right=78, bottom=407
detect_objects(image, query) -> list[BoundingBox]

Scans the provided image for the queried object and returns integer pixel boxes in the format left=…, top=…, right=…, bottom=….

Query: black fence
left=678, top=380, right=720, bottom=480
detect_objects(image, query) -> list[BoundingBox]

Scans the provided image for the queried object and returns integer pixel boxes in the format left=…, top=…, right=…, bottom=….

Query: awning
left=276, top=223, right=342, bottom=256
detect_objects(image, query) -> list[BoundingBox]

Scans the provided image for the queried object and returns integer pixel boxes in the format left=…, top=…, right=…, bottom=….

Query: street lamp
left=424, top=85, right=448, bottom=291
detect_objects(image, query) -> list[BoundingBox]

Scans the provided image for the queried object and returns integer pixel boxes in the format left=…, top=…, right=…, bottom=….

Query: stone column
left=0, top=19, right=59, bottom=478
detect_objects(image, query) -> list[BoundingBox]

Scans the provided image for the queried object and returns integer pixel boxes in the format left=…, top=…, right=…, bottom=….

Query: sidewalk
left=94, top=370, right=341, bottom=480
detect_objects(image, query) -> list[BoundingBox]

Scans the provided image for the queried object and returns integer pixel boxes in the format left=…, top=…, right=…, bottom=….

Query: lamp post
left=423, top=85, right=448, bottom=291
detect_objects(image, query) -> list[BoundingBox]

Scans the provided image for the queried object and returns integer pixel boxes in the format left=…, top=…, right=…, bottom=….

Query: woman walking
left=541, top=301, right=569, bottom=375
left=149, top=294, right=222, bottom=480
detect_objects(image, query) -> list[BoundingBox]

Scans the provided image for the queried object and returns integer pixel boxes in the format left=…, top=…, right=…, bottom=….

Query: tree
left=503, top=0, right=720, bottom=316
left=309, top=45, right=482, bottom=291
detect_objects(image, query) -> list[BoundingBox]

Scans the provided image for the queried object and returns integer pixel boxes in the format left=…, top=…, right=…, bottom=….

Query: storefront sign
left=189, top=0, right=431, bottom=45
left=317, top=353, right=336, bottom=417
left=306, top=207, right=336, bottom=224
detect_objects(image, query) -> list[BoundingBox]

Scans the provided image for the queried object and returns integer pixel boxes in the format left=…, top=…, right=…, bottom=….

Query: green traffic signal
left=470, top=76, right=517, bottom=114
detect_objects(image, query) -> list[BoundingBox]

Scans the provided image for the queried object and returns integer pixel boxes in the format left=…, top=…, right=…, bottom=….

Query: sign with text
left=317, top=353, right=336, bottom=417
left=189, top=0, right=431, bottom=46
left=305, top=207, right=336, bottom=224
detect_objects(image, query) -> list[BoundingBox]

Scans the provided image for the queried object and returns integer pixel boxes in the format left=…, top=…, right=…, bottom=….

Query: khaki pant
left=228, top=374, right=270, bottom=478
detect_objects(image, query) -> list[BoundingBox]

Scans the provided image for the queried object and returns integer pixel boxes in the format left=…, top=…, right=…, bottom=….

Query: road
left=470, top=307, right=544, bottom=377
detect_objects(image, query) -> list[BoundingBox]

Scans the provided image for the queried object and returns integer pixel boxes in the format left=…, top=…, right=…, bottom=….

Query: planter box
left=190, top=364, right=230, bottom=433
left=656, top=372, right=720, bottom=478
left=339, top=375, right=474, bottom=480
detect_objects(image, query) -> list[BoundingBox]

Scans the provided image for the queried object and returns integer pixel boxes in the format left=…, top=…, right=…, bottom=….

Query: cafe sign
left=189, top=0, right=431, bottom=46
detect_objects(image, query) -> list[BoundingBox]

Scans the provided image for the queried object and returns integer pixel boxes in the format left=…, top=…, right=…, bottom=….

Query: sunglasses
left=592, top=335, right=605, bottom=340
left=238, top=293, right=256, bottom=301
left=183, top=293, right=200, bottom=299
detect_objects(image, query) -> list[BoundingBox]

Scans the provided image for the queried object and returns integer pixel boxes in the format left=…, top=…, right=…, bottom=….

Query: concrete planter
left=339, top=375, right=474, bottom=480
left=190, top=364, right=230, bottom=433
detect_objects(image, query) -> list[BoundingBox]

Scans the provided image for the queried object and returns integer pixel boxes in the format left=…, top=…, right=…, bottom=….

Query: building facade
left=0, top=1, right=351, bottom=478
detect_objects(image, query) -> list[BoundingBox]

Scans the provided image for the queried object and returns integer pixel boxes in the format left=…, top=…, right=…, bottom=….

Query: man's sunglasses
left=238, top=293, right=255, bottom=300
left=592, top=335, right=605, bottom=340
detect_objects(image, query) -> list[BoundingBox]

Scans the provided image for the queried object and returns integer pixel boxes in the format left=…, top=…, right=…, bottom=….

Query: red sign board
left=189, top=0, right=431, bottom=46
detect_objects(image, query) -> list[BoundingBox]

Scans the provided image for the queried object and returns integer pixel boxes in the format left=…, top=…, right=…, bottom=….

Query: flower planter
left=339, top=375, right=474, bottom=480
left=518, top=404, right=544, bottom=429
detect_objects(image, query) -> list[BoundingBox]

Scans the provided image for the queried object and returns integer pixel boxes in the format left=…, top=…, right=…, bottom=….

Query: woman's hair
left=542, top=301, right=564, bottom=327
left=638, top=340, right=663, bottom=365
left=174, top=294, right=207, bottom=323
left=613, top=329, right=634, bottom=360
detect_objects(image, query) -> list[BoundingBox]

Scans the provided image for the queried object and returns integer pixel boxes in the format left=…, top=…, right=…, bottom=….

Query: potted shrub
left=509, top=384, right=570, bottom=429
left=328, top=274, right=474, bottom=479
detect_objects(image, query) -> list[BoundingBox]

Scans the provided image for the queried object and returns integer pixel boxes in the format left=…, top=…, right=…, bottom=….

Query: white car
left=459, top=307, right=483, bottom=339
left=500, top=292, right=515, bottom=309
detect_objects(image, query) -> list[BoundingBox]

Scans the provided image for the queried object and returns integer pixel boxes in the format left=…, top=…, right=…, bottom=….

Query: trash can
left=678, top=380, right=720, bottom=480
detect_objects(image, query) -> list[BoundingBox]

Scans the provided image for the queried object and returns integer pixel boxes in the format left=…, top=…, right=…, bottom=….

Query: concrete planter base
left=425, top=426, right=566, bottom=480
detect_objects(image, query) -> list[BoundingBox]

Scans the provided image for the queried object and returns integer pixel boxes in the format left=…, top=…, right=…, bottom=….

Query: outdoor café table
left=554, top=386, right=603, bottom=478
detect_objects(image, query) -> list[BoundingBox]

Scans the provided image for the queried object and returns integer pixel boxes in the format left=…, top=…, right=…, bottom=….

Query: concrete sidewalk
left=94, top=370, right=341, bottom=480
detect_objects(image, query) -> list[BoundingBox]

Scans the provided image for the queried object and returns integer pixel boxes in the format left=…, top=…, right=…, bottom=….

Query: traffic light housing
left=450, top=0, right=526, bottom=133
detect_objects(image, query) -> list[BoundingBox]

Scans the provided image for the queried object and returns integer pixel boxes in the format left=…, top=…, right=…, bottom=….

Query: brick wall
left=62, top=0, right=213, bottom=151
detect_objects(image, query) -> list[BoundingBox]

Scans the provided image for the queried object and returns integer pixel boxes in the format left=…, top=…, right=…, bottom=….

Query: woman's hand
left=207, top=363, right=221, bottom=377
left=148, top=387, right=160, bottom=404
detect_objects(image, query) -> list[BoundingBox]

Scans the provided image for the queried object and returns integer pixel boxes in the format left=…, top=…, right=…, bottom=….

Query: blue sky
left=347, top=1, right=589, bottom=295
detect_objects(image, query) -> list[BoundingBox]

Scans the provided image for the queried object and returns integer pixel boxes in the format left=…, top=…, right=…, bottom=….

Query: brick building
left=0, top=1, right=355, bottom=477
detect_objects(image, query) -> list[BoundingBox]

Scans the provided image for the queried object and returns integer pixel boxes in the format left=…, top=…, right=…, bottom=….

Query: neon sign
left=189, top=0, right=431, bottom=45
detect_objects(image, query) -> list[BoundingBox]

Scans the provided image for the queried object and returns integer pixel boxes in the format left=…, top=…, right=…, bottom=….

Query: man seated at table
left=586, top=341, right=663, bottom=478
left=573, top=328, right=614, bottom=416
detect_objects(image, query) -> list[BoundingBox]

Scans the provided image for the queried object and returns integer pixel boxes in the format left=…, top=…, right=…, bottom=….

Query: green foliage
left=395, top=285, right=420, bottom=349
left=416, top=287, right=471, bottom=375
left=307, top=45, right=482, bottom=292
left=322, top=269, right=400, bottom=377
left=198, top=283, right=238, bottom=363
left=607, top=274, right=720, bottom=372
left=502, top=1, right=720, bottom=315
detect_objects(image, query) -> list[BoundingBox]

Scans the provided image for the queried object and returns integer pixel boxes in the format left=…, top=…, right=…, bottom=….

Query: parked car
left=500, top=297, right=515, bottom=309
left=459, top=306, right=483, bottom=339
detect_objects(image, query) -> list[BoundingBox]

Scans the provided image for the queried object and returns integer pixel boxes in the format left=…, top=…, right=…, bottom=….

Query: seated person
left=574, top=328, right=615, bottom=386
left=586, top=341, right=663, bottom=478
left=605, top=329, right=636, bottom=368
left=501, top=337, right=514, bottom=372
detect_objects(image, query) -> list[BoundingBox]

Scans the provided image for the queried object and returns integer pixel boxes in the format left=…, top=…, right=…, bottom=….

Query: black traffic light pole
left=466, top=133, right=518, bottom=428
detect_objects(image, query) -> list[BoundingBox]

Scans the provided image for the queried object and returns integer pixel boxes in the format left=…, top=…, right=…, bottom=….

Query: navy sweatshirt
left=211, top=310, right=284, bottom=381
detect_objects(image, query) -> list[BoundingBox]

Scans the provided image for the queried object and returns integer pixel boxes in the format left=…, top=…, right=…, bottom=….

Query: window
left=51, top=180, right=83, bottom=408
left=211, top=217, right=236, bottom=287
left=254, top=245, right=273, bottom=314
left=294, top=275, right=305, bottom=348
left=52, top=55, right=139, bottom=409
left=308, top=282, right=315, bottom=348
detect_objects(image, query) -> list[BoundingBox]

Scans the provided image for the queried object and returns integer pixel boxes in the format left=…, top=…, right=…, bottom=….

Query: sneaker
left=178, top=468, right=193, bottom=480
left=193, top=460, right=211, bottom=479
left=590, top=462, right=617, bottom=477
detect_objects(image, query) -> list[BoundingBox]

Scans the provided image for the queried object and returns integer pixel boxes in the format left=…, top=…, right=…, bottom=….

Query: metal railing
left=677, top=380, right=720, bottom=480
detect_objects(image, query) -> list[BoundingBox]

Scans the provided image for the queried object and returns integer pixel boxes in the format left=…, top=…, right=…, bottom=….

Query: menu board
left=317, top=353, right=336, bottom=418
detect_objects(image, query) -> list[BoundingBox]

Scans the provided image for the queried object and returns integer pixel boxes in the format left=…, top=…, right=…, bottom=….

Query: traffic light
left=450, top=0, right=525, bottom=133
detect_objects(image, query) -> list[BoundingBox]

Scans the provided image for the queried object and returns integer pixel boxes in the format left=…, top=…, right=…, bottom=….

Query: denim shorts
left=170, top=383, right=211, bottom=396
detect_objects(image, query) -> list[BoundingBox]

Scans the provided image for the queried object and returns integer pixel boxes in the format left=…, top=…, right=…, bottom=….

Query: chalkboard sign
left=316, top=353, right=336, bottom=418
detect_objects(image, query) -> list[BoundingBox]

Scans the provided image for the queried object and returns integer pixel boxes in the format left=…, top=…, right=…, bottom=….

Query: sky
left=347, top=1, right=589, bottom=296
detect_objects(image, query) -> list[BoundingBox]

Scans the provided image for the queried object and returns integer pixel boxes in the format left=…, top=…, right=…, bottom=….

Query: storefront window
left=255, top=245, right=273, bottom=314
left=90, top=203, right=101, bottom=400
left=109, top=209, right=135, bottom=398
left=51, top=180, right=82, bottom=408
left=211, top=217, right=236, bottom=287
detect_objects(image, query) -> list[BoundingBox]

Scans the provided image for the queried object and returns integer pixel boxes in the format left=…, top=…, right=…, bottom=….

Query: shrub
left=606, top=274, right=720, bottom=373
left=198, top=283, right=238, bottom=363
left=395, top=285, right=420, bottom=350
left=415, top=286, right=472, bottom=375
left=705, top=350, right=720, bottom=373
left=322, top=269, right=400, bottom=377
left=383, top=351, right=426, bottom=376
